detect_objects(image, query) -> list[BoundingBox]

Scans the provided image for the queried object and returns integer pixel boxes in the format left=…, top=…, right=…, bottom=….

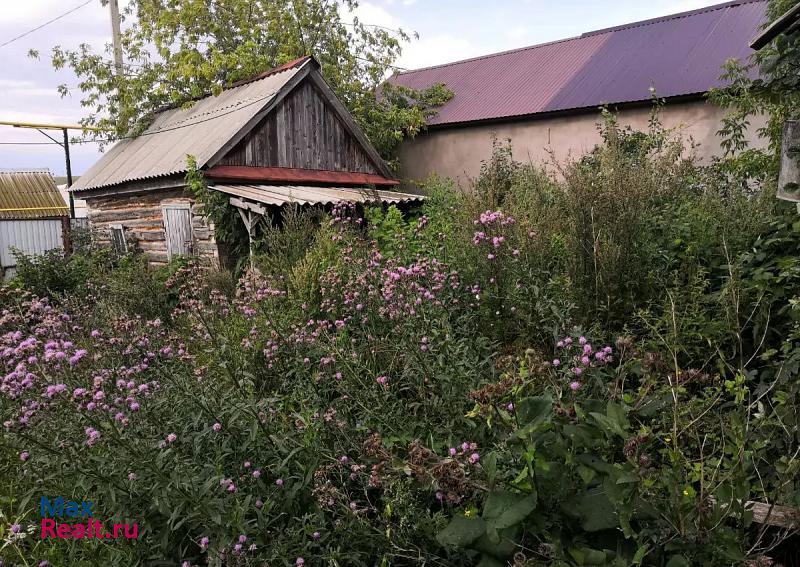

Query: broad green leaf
left=476, top=555, right=505, bottom=567
left=569, top=547, right=608, bottom=565
left=517, top=395, right=553, bottom=429
left=665, top=555, right=690, bottom=567
left=574, top=488, right=618, bottom=532
left=482, top=490, right=537, bottom=529
left=632, top=544, right=650, bottom=564
left=436, top=515, right=486, bottom=548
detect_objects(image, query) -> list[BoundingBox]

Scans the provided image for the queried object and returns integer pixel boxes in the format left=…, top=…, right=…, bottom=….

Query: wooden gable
left=218, top=76, right=381, bottom=175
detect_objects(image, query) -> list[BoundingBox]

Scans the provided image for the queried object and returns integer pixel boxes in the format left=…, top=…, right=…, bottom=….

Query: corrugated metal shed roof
left=212, top=184, right=423, bottom=207
left=389, top=0, right=767, bottom=126
left=71, top=59, right=310, bottom=192
left=0, top=170, right=68, bottom=220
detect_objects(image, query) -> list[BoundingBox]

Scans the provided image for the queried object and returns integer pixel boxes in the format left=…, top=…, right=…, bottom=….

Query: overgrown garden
left=1, top=112, right=798, bottom=565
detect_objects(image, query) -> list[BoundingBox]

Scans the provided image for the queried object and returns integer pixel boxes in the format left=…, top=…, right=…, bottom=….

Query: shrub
left=3, top=110, right=798, bottom=566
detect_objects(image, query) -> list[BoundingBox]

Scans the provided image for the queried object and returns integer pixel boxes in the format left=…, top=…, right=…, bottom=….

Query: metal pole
left=109, top=0, right=124, bottom=77
left=63, top=128, right=75, bottom=219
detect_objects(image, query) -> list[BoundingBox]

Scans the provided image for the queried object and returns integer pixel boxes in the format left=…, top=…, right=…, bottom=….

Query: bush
left=2, top=111, right=798, bottom=566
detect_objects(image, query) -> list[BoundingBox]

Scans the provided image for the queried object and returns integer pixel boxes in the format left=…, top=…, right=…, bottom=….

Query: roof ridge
left=149, top=57, right=312, bottom=117
left=228, top=56, right=312, bottom=89
left=394, top=0, right=765, bottom=76
left=0, top=168, right=53, bottom=174
left=582, top=0, right=763, bottom=37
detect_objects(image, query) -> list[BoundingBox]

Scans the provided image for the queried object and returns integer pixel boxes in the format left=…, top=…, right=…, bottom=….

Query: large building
left=390, top=0, right=768, bottom=187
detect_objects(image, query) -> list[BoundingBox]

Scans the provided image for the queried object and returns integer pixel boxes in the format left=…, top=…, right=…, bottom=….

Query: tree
left=708, top=0, right=800, bottom=182
left=38, top=0, right=451, bottom=164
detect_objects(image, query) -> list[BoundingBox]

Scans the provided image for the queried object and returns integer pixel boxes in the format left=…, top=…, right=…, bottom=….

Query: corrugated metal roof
left=0, top=170, right=68, bottom=220
left=390, top=0, right=767, bottom=126
left=212, top=184, right=423, bottom=207
left=71, top=60, right=310, bottom=192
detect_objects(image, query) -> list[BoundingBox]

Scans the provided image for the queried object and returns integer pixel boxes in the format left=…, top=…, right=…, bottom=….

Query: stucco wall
left=397, top=100, right=768, bottom=187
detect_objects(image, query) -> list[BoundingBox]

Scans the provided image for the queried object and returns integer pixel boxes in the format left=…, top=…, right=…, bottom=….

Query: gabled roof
left=390, top=0, right=767, bottom=126
left=73, top=57, right=391, bottom=193
left=0, top=169, right=68, bottom=220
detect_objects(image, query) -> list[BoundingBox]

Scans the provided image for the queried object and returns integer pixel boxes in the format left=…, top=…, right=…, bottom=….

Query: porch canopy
left=209, top=182, right=424, bottom=256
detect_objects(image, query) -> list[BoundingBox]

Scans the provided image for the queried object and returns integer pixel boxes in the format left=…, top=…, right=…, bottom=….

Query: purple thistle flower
left=569, top=381, right=582, bottom=391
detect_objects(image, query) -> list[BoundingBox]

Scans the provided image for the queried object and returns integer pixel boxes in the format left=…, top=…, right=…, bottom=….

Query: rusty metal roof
left=390, top=0, right=767, bottom=126
left=71, top=59, right=311, bottom=192
left=211, top=183, right=423, bottom=207
left=0, top=170, right=68, bottom=220
left=206, top=165, right=399, bottom=186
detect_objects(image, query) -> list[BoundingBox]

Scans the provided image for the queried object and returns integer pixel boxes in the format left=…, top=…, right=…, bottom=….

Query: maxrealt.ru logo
left=39, top=496, right=138, bottom=540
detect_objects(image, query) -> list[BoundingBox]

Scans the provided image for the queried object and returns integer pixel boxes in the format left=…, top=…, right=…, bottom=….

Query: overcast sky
left=0, top=0, right=724, bottom=176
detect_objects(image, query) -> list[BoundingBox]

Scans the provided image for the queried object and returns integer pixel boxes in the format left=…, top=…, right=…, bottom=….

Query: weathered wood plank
left=747, top=501, right=799, bottom=529
left=216, top=74, right=381, bottom=175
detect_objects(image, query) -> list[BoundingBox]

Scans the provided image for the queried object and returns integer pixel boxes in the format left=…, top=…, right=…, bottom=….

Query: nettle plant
left=437, top=332, right=783, bottom=566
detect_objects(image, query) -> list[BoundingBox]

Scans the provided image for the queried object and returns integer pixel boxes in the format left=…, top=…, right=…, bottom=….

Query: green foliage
left=3, top=110, right=799, bottom=566
left=41, top=0, right=451, bottom=161
left=11, top=247, right=100, bottom=297
left=186, top=156, right=249, bottom=268
left=708, top=0, right=800, bottom=183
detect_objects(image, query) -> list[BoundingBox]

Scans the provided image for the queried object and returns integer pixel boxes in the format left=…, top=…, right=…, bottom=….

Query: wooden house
left=70, top=56, right=420, bottom=265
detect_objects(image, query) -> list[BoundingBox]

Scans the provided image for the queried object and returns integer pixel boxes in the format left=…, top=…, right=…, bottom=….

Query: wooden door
left=162, top=204, right=193, bottom=260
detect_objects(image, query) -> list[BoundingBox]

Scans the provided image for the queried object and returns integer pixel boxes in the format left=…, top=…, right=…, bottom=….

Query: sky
left=0, top=0, right=726, bottom=177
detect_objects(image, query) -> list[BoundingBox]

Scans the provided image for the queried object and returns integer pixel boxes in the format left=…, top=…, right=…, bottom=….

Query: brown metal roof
left=211, top=183, right=423, bottom=207
left=390, top=0, right=766, bottom=126
left=0, top=170, right=68, bottom=220
left=71, top=59, right=311, bottom=192
left=205, top=165, right=399, bottom=186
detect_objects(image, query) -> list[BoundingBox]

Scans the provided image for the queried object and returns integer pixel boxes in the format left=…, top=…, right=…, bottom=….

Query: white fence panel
left=0, top=219, right=64, bottom=279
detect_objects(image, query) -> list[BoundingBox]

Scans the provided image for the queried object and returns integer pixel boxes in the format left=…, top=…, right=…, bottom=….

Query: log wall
left=85, top=188, right=218, bottom=266
left=218, top=81, right=379, bottom=173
